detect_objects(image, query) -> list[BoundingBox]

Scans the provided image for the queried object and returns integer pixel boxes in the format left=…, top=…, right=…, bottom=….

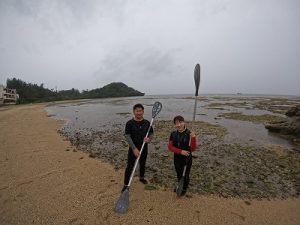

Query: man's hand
left=133, top=148, right=140, bottom=157
left=144, top=137, right=151, bottom=143
left=181, top=150, right=190, bottom=157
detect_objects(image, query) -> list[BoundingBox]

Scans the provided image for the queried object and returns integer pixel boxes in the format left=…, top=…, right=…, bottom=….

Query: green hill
left=86, top=82, right=144, bottom=98
left=6, top=78, right=144, bottom=104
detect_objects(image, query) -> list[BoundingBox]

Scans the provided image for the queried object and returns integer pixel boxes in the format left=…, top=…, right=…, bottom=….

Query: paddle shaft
left=184, top=64, right=200, bottom=176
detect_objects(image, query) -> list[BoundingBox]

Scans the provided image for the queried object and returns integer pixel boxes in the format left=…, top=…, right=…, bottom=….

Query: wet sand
left=0, top=104, right=300, bottom=225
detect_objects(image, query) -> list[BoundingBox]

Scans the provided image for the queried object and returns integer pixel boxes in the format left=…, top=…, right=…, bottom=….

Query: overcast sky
left=0, top=0, right=299, bottom=95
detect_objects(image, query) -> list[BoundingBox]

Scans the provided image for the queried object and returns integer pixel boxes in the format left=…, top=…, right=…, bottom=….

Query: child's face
left=174, top=120, right=185, bottom=130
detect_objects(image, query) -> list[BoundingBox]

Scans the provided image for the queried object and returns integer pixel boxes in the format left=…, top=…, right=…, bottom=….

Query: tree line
left=6, top=78, right=144, bottom=104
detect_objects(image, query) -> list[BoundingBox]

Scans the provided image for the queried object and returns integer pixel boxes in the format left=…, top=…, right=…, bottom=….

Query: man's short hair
left=173, top=115, right=185, bottom=124
left=133, top=103, right=144, bottom=110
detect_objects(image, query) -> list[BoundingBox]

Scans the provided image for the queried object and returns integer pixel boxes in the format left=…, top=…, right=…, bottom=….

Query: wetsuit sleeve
left=125, top=134, right=136, bottom=150
left=168, top=133, right=182, bottom=155
left=125, top=120, right=131, bottom=135
left=125, top=121, right=136, bottom=150
left=190, top=136, right=197, bottom=152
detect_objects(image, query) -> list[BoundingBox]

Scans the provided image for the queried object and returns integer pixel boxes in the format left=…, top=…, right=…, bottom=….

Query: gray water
left=46, top=94, right=297, bottom=149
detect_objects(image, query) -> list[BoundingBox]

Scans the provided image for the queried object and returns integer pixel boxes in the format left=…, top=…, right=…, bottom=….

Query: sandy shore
left=0, top=104, right=299, bottom=225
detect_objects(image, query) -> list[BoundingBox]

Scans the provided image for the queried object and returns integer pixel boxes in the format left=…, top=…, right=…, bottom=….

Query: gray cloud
left=0, top=0, right=299, bottom=95
left=94, top=47, right=180, bottom=82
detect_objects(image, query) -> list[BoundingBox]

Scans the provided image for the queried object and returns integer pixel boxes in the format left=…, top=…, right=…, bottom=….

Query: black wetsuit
left=124, top=118, right=153, bottom=185
left=169, top=129, right=193, bottom=190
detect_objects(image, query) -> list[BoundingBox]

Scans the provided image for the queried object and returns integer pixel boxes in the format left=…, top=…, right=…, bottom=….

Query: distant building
left=0, top=85, right=18, bottom=105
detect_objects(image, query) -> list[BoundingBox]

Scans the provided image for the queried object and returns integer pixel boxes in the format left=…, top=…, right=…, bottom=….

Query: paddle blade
left=176, top=177, right=185, bottom=197
left=115, top=188, right=129, bottom=214
left=152, top=101, right=162, bottom=118
left=194, top=64, right=201, bottom=96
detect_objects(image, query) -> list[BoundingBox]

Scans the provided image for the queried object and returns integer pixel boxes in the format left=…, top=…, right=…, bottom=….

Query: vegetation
left=6, top=78, right=144, bottom=104
left=82, top=82, right=144, bottom=98
left=218, top=112, right=287, bottom=124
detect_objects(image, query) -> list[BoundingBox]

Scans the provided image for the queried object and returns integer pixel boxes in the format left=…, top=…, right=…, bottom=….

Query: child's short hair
left=173, top=115, right=185, bottom=124
left=133, top=103, right=144, bottom=110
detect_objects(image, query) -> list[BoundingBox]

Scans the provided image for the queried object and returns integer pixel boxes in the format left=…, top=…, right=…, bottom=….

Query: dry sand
left=0, top=104, right=299, bottom=225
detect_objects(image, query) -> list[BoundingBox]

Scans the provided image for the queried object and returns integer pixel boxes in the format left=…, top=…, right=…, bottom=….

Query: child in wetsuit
left=168, top=115, right=197, bottom=196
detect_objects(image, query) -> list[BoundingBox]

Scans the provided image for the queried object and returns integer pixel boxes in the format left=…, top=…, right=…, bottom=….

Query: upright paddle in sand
left=176, top=64, right=200, bottom=196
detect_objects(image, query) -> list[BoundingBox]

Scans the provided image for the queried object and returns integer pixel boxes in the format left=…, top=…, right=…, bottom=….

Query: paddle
left=176, top=64, right=200, bottom=196
left=115, top=101, right=162, bottom=214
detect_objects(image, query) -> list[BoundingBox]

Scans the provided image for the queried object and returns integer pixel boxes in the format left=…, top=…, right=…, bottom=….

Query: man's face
left=133, top=107, right=144, bottom=120
left=174, top=120, right=185, bottom=130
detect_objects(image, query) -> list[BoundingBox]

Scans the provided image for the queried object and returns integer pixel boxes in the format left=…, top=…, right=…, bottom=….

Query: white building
left=0, top=85, right=18, bottom=105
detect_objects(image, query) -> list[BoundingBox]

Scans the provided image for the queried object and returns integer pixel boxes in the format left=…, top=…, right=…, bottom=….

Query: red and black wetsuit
left=168, top=128, right=197, bottom=190
left=124, top=118, right=153, bottom=185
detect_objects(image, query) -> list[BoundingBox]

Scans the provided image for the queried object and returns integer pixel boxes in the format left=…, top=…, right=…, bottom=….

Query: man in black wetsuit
left=122, top=103, right=153, bottom=192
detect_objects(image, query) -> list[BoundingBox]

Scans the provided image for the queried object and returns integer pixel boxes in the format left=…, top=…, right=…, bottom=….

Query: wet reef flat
left=47, top=95, right=300, bottom=199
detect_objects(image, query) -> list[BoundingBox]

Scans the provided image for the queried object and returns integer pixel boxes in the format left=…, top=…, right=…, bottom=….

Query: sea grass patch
left=218, top=112, right=287, bottom=124
left=205, top=102, right=252, bottom=109
left=254, top=98, right=300, bottom=114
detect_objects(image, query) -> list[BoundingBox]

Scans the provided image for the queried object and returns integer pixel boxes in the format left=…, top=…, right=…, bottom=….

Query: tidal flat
left=46, top=94, right=300, bottom=199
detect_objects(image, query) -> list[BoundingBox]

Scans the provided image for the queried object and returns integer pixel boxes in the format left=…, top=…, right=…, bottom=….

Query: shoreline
left=0, top=104, right=300, bottom=225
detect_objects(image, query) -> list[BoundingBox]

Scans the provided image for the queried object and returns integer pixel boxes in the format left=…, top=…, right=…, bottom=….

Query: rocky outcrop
left=286, top=105, right=300, bottom=117
left=265, top=106, right=300, bottom=143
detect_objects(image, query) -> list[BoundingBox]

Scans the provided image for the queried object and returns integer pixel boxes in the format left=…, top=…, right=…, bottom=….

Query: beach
left=0, top=102, right=300, bottom=224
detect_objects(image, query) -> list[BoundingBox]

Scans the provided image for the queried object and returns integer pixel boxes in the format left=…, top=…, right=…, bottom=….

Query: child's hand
left=181, top=150, right=190, bottom=156
left=191, top=130, right=196, bottom=138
